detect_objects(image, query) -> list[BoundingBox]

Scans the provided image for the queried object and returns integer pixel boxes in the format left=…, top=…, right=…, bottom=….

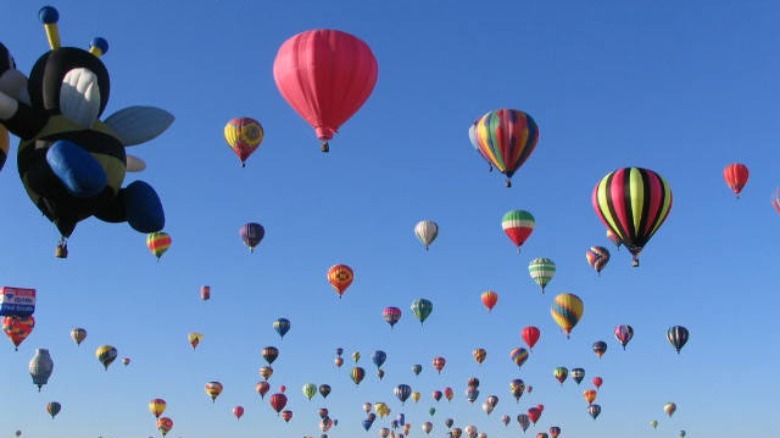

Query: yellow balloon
left=550, top=293, right=584, bottom=338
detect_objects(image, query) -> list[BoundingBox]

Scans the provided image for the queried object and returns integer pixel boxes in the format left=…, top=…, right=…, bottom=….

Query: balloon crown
left=39, top=6, right=109, bottom=57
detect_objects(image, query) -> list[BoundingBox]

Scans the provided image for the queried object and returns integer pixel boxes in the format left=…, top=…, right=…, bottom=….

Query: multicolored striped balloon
left=146, top=232, right=171, bottom=260
left=667, top=325, right=689, bottom=354
left=614, top=324, right=634, bottom=350
left=592, top=167, right=672, bottom=267
left=550, top=293, right=584, bottom=338
left=475, top=109, right=540, bottom=187
left=528, top=257, right=555, bottom=293
left=585, top=246, right=610, bottom=274
left=509, top=347, right=529, bottom=368
left=502, top=210, right=535, bottom=252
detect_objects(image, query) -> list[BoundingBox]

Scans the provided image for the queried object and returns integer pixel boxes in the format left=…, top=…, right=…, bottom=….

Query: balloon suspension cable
left=55, top=237, right=68, bottom=259
left=321, top=141, right=330, bottom=153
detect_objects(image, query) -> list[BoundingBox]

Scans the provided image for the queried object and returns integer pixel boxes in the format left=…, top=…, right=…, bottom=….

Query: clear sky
left=1, top=1, right=778, bottom=437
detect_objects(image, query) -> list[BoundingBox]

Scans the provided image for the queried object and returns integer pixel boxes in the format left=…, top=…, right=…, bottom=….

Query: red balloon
left=521, top=326, right=540, bottom=350
left=592, top=376, right=603, bottom=389
left=2, top=315, right=35, bottom=350
left=270, top=393, right=288, bottom=414
left=273, top=29, right=378, bottom=153
left=723, top=163, right=749, bottom=198
left=281, top=410, right=293, bottom=423
left=433, top=356, right=446, bottom=374
left=256, top=381, right=270, bottom=399
left=527, top=407, right=542, bottom=424
left=233, top=406, right=244, bottom=420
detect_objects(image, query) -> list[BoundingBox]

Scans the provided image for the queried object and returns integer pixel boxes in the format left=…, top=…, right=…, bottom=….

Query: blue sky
left=1, top=1, right=778, bottom=436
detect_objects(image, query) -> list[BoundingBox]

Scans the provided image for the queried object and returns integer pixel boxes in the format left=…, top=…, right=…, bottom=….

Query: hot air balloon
left=205, top=381, right=223, bottom=402
left=445, top=418, right=455, bottom=429
left=527, top=407, right=542, bottom=425
left=468, top=377, right=480, bottom=388
left=29, top=348, right=53, bottom=391
left=146, top=232, right=171, bottom=260
left=415, top=220, right=439, bottom=250
left=667, top=325, right=689, bottom=353
left=200, top=285, right=211, bottom=301
left=444, top=387, right=454, bottom=401
left=425, top=356, right=444, bottom=374
left=510, top=379, right=525, bottom=401
left=328, top=264, right=354, bottom=298
left=395, top=384, right=412, bottom=404
left=502, top=210, right=535, bottom=251
left=517, top=414, right=530, bottom=432
left=412, top=364, right=423, bottom=375
left=592, top=341, right=607, bottom=358
left=587, top=404, right=601, bottom=420
left=240, top=222, right=265, bottom=253
left=592, top=167, right=673, bottom=267
left=233, top=405, right=244, bottom=420
left=46, top=401, right=61, bottom=419
left=371, top=350, right=387, bottom=369
left=473, top=348, right=487, bottom=365
left=352, top=351, right=361, bottom=362
left=351, top=367, right=365, bottom=385
left=680, top=430, right=687, bottom=437
left=95, top=345, right=117, bottom=370
left=262, top=346, right=279, bottom=365
left=650, top=420, right=658, bottom=429
left=773, top=189, right=780, bottom=214
left=549, top=426, right=561, bottom=438
left=157, top=417, right=173, bottom=436
left=412, top=298, right=433, bottom=325
left=412, top=391, right=421, bottom=403
left=480, top=291, right=498, bottom=312
left=383, top=307, right=402, bottom=329
left=3, top=315, right=34, bottom=350
left=333, top=356, right=343, bottom=368
left=521, top=326, right=540, bottom=351
left=422, top=421, right=433, bottom=434
left=664, top=402, right=676, bottom=417
left=606, top=229, right=622, bottom=250
left=509, top=347, right=530, bottom=369
left=502, top=415, right=511, bottom=427
left=432, top=390, right=442, bottom=402
left=259, top=366, right=273, bottom=380
left=571, top=368, right=585, bottom=385
left=273, top=29, right=378, bottom=153
left=282, top=410, right=293, bottom=422
left=528, top=257, right=556, bottom=293
left=614, top=325, right=634, bottom=350
left=188, top=332, right=204, bottom=350
left=553, top=367, right=568, bottom=385
left=121, top=357, right=130, bottom=366
left=319, top=384, right=331, bottom=398
left=583, top=389, right=597, bottom=405
left=551, top=293, right=584, bottom=338
left=585, top=246, right=610, bottom=275
left=70, top=327, right=86, bottom=346
left=149, top=399, right=166, bottom=418
left=474, top=109, right=539, bottom=187
left=273, top=318, right=291, bottom=339
left=303, top=383, right=317, bottom=400
left=536, top=434, right=549, bottom=438
left=592, top=376, right=603, bottom=389
left=724, top=163, right=749, bottom=198
left=224, top=117, right=263, bottom=167
left=465, top=386, right=479, bottom=403
left=256, top=381, right=270, bottom=399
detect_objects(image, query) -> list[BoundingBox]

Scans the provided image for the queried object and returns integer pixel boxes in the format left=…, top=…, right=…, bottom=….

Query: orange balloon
left=327, top=264, right=354, bottom=298
left=583, top=389, right=597, bottom=405
left=480, top=291, right=498, bottom=312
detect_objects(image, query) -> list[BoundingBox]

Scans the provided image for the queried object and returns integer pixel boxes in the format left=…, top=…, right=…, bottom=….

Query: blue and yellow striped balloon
left=550, top=293, right=584, bottom=338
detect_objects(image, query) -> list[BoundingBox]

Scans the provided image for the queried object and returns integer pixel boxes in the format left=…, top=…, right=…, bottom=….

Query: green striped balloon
left=528, top=258, right=556, bottom=293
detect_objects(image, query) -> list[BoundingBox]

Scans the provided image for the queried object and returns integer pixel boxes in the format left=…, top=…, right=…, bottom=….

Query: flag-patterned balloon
left=146, top=232, right=171, bottom=260
left=475, top=109, right=540, bottom=187
left=592, top=167, right=673, bottom=267
left=502, top=210, right=535, bottom=251
left=328, top=264, right=354, bottom=298
left=550, top=293, right=584, bottom=338
left=571, top=368, right=585, bottom=385
left=667, top=325, right=689, bottom=353
left=585, top=246, right=610, bottom=274
left=723, top=163, right=749, bottom=198
left=528, top=257, right=555, bottom=293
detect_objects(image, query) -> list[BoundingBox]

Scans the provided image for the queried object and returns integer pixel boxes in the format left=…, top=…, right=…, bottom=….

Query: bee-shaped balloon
left=0, top=7, right=173, bottom=257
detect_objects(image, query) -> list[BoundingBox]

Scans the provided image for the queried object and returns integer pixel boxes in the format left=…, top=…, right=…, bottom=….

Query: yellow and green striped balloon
left=550, top=293, right=584, bottom=338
